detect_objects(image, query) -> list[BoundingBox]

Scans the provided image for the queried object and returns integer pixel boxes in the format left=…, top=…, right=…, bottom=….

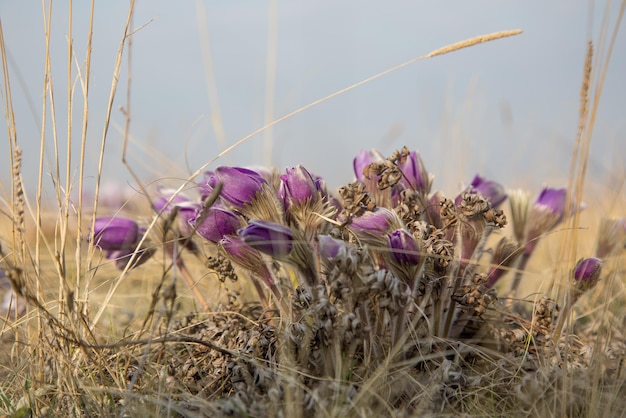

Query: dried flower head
left=464, top=174, right=507, bottom=208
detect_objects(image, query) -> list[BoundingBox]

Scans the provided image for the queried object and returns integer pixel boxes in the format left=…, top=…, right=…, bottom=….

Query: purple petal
left=93, top=217, right=139, bottom=251
left=209, top=166, right=267, bottom=208
left=194, top=207, right=242, bottom=243
left=388, top=229, right=420, bottom=265
left=238, top=220, right=293, bottom=257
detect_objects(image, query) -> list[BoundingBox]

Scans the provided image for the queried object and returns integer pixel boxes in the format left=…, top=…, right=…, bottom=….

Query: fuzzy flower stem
left=508, top=250, right=531, bottom=302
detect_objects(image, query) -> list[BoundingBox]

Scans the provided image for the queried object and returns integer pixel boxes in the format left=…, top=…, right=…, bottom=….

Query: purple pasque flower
left=153, top=187, right=192, bottom=213
left=318, top=235, right=345, bottom=259
left=398, top=150, right=430, bottom=195
left=353, top=149, right=385, bottom=182
left=573, top=257, right=602, bottom=283
left=206, top=166, right=267, bottom=208
left=388, top=229, right=420, bottom=265
left=93, top=217, right=139, bottom=251
left=534, top=187, right=567, bottom=222
left=193, top=206, right=242, bottom=243
left=468, top=174, right=507, bottom=208
left=349, top=207, right=398, bottom=235
left=279, top=165, right=320, bottom=208
left=238, top=220, right=293, bottom=258
left=219, top=235, right=275, bottom=286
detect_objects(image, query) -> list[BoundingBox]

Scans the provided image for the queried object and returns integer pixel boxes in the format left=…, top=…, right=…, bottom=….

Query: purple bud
left=573, top=257, right=602, bottom=283
left=174, top=201, right=201, bottom=237
left=220, top=235, right=275, bottom=286
left=353, top=149, right=384, bottom=182
left=318, top=235, right=345, bottom=258
left=388, top=229, right=420, bottom=265
left=207, top=166, right=267, bottom=208
left=535, top=188, right=567, bottom=221
left=194, top=207, right=242, bottom=243
left=398, top=150, right=430, bottom=194
left=350, top=207, right=397, bottom=234
left=279, top=165, right=319, bottom=207
left=469, top=174, right=507, bottom=208
left=238, top=220, right=293, bottom=257
left=93, top=217, right=139, bottom=251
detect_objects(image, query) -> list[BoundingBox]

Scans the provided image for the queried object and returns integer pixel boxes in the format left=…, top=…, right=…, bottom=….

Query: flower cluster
left=80, top=145, right=624, bottom=416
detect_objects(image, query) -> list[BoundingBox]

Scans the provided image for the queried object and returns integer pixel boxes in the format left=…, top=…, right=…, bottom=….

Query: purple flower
left=398, top=150, right=430, bottom=194
left=573, top=257, right=602, bottom=283
left=93, top=217, right=139, bottom=251
left=318, top=235, right=345, bottom=258
left=388, top=229, right=420, bottom=265
left=154, top=187, right=191, bottom=213
left=349, top=208, right=397, bottom=235
left=279, top=165, right=320, bottom=207
left=206, top=166, right=267, bottom=208
left=535, top=187, right=567, bottom=222
left=468, top=174, right=507, bottom=208
left=238, top=220, right=293, bottom=258
left=220, top=235, right=275, bottom=286
left=353, top=149, right=384, bottom=182
left=194, top=207, right=242, bottom=243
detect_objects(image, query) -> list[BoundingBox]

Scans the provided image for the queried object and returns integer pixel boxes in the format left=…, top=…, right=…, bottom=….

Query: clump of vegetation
left=1, top=3, right=625, bottom=417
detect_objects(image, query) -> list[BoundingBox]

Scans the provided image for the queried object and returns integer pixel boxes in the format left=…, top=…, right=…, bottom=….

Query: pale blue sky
left=1, top=1, right=624, bottom=202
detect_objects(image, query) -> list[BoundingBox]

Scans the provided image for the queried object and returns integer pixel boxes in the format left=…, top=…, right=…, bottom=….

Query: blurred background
left=1, top=1, right=625, bottom=202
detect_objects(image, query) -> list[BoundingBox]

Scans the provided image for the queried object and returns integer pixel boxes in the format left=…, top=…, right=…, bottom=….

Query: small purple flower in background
left=238, top=220, right=294, bottom=258
left=279, top=165, right=320, bottom=208
left=534, top=187, right=568, bottom=223
left=206, top=166, right=267, bottom=208
left=353, top=149, right=385, bottom=182
left=349, top=207, right=398, bottom=235
left=388, top=229, right=421, bottom=265
left=93, top=217, right=139, bottom=251
left=398, top=150, right=431, bottom=195
left=173, top=201, right=202, bottom=237
left=194, top=207, right=242, bottom=243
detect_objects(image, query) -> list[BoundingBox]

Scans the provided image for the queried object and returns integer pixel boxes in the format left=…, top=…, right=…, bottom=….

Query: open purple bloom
left=279, top=165, right=320, bottom=208
left=206, top=166, right=267, bottom=208
left=238, top=220, right=293, bottom=258
left=573, top=257, right=602, bottom=283
left=388, top=229, right=420, bottom=265
left=398, top=150, right=430, bottom=194
left=194, top=206, right=242, bottom=243
left=469, top=174, right=507, bottom=208
left=93, top=217, right=139, bottom=251
left=353, top=149, right=385, bottom=182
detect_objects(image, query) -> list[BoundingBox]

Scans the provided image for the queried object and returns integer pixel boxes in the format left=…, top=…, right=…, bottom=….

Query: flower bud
left=279, top=165, right=320, bottom=208
left=238, top=220, right=293, bottom=258
left=466, top=174, right=507, bottom=208
left=398, top=150, right=431, bottom=195
left=207, top=166, right=267, bottom=208
left=93, top=217, right=139, bottom=251
left=349, top=207, right=398, bottom=235
left=572, top=257, right=602, bottom=294
left=194, top=207, right=242, bottom=243
left=318, top=235, right=345, bottom=259
left=388, top=229, right=420, bottom=265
